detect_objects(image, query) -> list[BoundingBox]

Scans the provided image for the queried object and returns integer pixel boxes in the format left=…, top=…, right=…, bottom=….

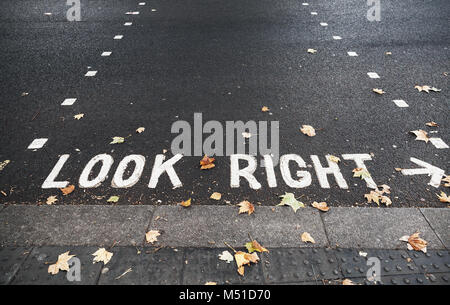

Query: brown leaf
left=210, top=192, right=222, bottom=200
left=372, top=88, right=385, bottom=94
left=261, top=106, right=269, bottom=112
left=437, top=191, right=450, bottom=203
left=425, top=121, right=438, bottom=127
left=145, top=230, right=160, bottom=244
left=237, top=200, right=255, bottom=215
left=48, top=251, right=75, bottom=275
left=342, top=279, right=355, bottom=285
left=46, top=195, right=58, bottom=205
left=300, top=125, right=316, bottom=137
left=60, top=184, right=75, bottom=196
left=410, top=130, right=429, bottom=143
left=301, top=232, right=315, bottom=244
left=407, top=232, right=428, bottom=252
left=312, top=201, right=329, bottom=212
left=179, top=198, right=191, bottom=207
left=200, top=155, right=215, bottom=170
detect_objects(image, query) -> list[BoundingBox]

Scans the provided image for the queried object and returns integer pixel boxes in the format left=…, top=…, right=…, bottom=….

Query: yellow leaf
left=328, top=155, right=340, bottom=163
left=342, top=279, right=355, bottom=285
left=107, top=196, right=119, bottom=203
left=237, top=200, right=255, bottom=215
left=145, top=230, right=160, bottom=244
left=245, top=240, right=269, bottom=253
left=92, top=248, right=113, bottom=265
left=372, top=88, right=385, bottom=94
left=437, top=191, right=450, bottom=203
left=180, top=198, right=191, bottom=207
left=110, top=136, right=125, bottom=144
left=364, top=191, right=381, bottom=205
left=301, top=232, right=315, bottom=244
left=210, top=192, right=222, bottom=200
left=442, top=176, right=450, bottom=187
left=312, top=201, right=329, bottom=212
left=205, top=282, right=217, bottom=285
left=261, top=106, right=269, bottom=112
left=0, top=160, right=11, bottom=171
left=73, top=113, right=84, bottom=120
left=48, top=251, right=75, bottom=275
left=300, top=125, right=316, bottom=137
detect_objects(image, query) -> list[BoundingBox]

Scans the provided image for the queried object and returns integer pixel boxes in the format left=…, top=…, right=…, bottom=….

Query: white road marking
left=124, top=22, right=132, bottom=26
left=79, top=154, right=114, bottom=188
left=320, top=22, right=328, bottom=26
left=311, top=155, right=348, bottom=189
left=263, top=155, right=277, bottom=187
left=85, top=71, right=97, bottom=77
left=393, top=99, right=409, bottom=107
left=114, top=35, right=123, bottom=40
left=42, top=154, right=70, bottom=188
left=101, top=51, right=112, bottom=57
left=401, top=157, right=445, bottom=188
left=342, top=154, right=377, bottom=189
left=148, top=154, right=183, bottom=188
left=302, top=3, right=309, bottom=5
left=430, top=138, right=449, bottom=149
left=139, top=2, right=146, bottom=5
left=61, top=98, right=77, bottom=106
left=151, top=9, right=157, bottom=12
left=332, top=35, right=342, bottom=40
left=280, top=154, right=312, bottom=188
left=230, top=154, right=262, bottom=189
left=367, top=72, right=380, bottom=78
left=112, top=155, right=146, bottom=188
left=311, top=12, right=318, bottom=15
left=125, top=12, right=139, bottom=15
left=347, top=51, right=358, bottom=56
left=27, top=138, right=48, bottom=150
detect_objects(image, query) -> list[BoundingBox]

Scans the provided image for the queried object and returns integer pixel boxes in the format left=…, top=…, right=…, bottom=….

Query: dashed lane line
left=367, top=72, right=380, bottom=79
left=429, top=138, right=449, bottom=149
left=101, top=51, right=112, bottom=57
left=27, top=138, right=48, bottom=150
left=392, top=99, right=409, bottom=107
left=84, top=70, right=97, bottom=77
left=61, top=98, right=76, bottom=106
left=347, top=51, right=358, bottom=56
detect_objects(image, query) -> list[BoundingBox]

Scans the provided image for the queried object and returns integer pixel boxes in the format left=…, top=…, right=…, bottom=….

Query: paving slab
left=0, top=205, right=154, bottom=247
left=420, top=208, right=450, bottom=249
left=147, top=206, right=328, bottom=248
left=98, top=247, right=183, bottom=285
left=11, top=246, right=102, bottom=285
left=0, top=246, right=32, bottom=284
left=321, top=207, right=445, bottom=249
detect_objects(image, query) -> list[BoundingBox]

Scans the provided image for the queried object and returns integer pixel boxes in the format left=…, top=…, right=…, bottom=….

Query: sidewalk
left=0, top=205, right=449, bottom=284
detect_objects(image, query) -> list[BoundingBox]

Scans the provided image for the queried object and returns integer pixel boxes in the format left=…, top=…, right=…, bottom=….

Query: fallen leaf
left=60, top=184, right=75, bottom=196
left=200, top=154, right=215, bottom=170
left=48, top=251, right=75, bottom=275
left=400, top=232, right=427, bottom=253
left=261, top=106, right=269, bottom=112
left=238, top=200, right=255, bottom=215
left=364, top=191, right=380, bottom=205
left=301, top=232, right=315, bottom=244
left=218, top=250, right=234, bottom=263
left=300, top=125, right=316, bottom=137
left=0, top=160, right=11, bottom=171
left=328, top=155, right=340, bottom=163
left=136, top=127, right=145, bottom=133
left=353, top=168, right=371, bottom=179
left=376, top=184, right=391, bottom=195
left=410, top=130, right=429, bottom=143
left=73, top=113, right=84, bottom=120
left=342, top=279, right=355, bottom=285
left=92, top=248, right=113, bottom=265
left=426, top=121, right=438, bottom=127
left=307, top=48, right=317, bottom=54
left=110, top=136, right=125, bottom=144
left=442, top=176, right=450, bottom=187
left=46, top=195, right=58, bottom=205
left=107, top=196, right=119, bottom=203
left=373, top=88, right=385, bottom=94
left=414, top=85, right=441, bottom=93
left=437, top=192, right=450, bottom=203
left=145, top=230, right=160, bottom=244
left=179, top=198, right=191, bottom=207
left=245, top=240, right=269, bottom=253
left=380, top=195, right=392, bottom=206
left=205, top=282, right=217, bottom=285
left=234, top=251, right=250, bottom=276
left=210, top=192, right=222, bottom=200
left=312, top=201, right=329, bottom=212
left=385, top=51, right=392, bottom=55
left=394, top=167, right=402, bottom=172
left=278, top=192, right=304, bottom=213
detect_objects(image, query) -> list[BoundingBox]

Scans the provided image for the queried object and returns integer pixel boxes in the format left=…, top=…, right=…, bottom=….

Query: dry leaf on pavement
left=399, top=232, right=428, bottom=253
left=46, top=195, right=58, bottom=205
left=0, top=160, right=10, bottom=171
left=110, top=136, right=125, bottom=144
left=210, top=192, right=222, bottom=200
left=442, top=176, right=450, bottom=187
left=410, top=130, right=429, bottom=143
left=48, top=251, right=75, bottom=275
left=179, top=198, right=191, bottom=207
left=92, top=248, right=113, bottom=265
left=312, top=201, right=329, bottom=212
left=205, top=282, right=217, bottom=285
left=300, top=125, right=316, bottom=137
left=245, top=240, right=269, bottom=253
left=437, top=191, right=450, bottom=203
left=342, top=279, right=355, bottom=285
left=146, top=230, right=160, bottom=244
left=73, top=113, right=84, bottom=120
left=301, top=232, right=315, bottom=244
left=426, top=121, right=438, bottom=127
left=107, top=196, right=119, bottom=203
left=278, top=192, right=304, bottom=213
left=328, top=155, right=340, bottom=163
left=414, top=85, right=441, bottom=93
left=218, top=250, right=234, bottom=263
left=353, top=168, right=371, bottom=179
left=237, top=200, right=255, bottom=215
left=307, top=48, right=317, bottom=54
left=136, top=127, right=145, bottom=133
left=200, top=155, right=215, bottom=170
left=60, top=184, right=75, bottom=195
left=372, top=88, right=385, bottom=94
left=261, top=106, right=269, bottom=112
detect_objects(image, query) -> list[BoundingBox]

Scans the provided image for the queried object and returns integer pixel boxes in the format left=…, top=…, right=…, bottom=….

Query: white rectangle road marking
left=27, top=138, right=48, bottom=150
left=114, top=35, right=123, bottom=40
left=85, top=71, right=97, bottom=77
left=333, top=36, right=342, bottom=40
left=302, top=3, right=309, bottom=5
left=124, top=22, right=132, bottom=26
left=101, top=51, right=112, bottom=57
left=139, top=2, right=146, bottom=5
left=125, top=12, right=139, bottom=15
left=311, top=12, right=318, bottom=15
left=320, top=22, right=328, bottom=26
left=430, top=138, right=449, bottom=149
left=367, top=72, right=380, bottom=78
left=347, top=51, right=358, bottom=56
left=392, top=99, right=409, bottom=107
left=61, top=98, right=76, bottom=106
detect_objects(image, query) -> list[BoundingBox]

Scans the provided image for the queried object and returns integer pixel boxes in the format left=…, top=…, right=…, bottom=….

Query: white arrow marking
left=401, top=157, right=445, bottom=188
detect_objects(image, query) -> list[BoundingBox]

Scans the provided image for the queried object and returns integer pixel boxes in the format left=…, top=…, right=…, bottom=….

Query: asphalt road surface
left=0, top=0, right=448, bottom=207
